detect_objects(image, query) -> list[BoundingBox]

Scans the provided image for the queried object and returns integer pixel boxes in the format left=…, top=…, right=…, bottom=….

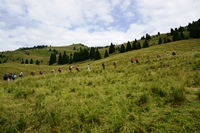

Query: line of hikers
left=3, top=51, right=176, bottom=81
left=3, top=72, right=23, bottom=81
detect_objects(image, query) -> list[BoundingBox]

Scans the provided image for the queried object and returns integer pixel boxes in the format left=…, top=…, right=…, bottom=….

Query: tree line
left=49, top=47, right=102, bottom=65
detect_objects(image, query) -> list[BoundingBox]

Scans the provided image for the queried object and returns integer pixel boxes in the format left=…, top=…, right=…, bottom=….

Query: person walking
left=113, top=61, right=117, bottom=68
left=86, top=64, right=91, bottom=71
left=102, top=62, right=105, bottom=69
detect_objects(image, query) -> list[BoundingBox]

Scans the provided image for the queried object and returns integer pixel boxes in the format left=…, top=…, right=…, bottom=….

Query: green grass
left=0, top=39, right=200, bottom=132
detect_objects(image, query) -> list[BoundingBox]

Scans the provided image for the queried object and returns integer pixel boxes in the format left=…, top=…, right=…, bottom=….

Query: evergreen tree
left=83, top=48, right=90, bottom=60
left=126, top=41, right=132, bottom=51
left=58, top=52, right=63, bottom=65
left=49, top=53, right=54, bottom=65
left=189, top=19, right=200, bottom=38
left=69, top=53, right=73, bottom=64
left=36, top=60, right=40, bottom=65
left=50, top=53, right=57, bottom=65
left=30, top=58, right=33, bottom=64
left=62, top=51, right=69, bottom=64
left=94, top=48, right=101, bottom=60
left=158, top=32, right=160, bottom=36
left=120, top=44, right=126, bottom=53
left=104, top=49, right=109, bottom=58
left=143, top=39, right=149, bottom=48
left=136, top=42, right=141, bottom=49
left=158, top=37, right=162, bottom=44
left=146, top=33, right=151, bottom=41
left=89, top=47, right=95, bottom=59
left=132, top=39, right=137, bottom=50
left=21, top=59, right=24, bottom=64
left=163, top=38, right=167, bottom=43
left=178, top=26, right=184, bottom=32
left=172, top=30, right=180, bottom=41
left=170, top=28, right=174, bottom=35
left=25, top=59, right=29, bottom=64
left=141, top=36, right=145, bottom=40
left=73, top=52, right=79, bottom=62
left=180, top=32, right=185, bottom=39
left=109, top=43, right=115, bottom=54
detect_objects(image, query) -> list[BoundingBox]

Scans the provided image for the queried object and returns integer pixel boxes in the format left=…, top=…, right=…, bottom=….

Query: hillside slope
left=0, top=39, right=200, bottom=132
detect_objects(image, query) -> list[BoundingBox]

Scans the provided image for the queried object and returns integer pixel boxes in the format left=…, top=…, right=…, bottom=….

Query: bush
left=171, top=86, right=186, bottom=103
left=138, top=93, right=149, bottom=105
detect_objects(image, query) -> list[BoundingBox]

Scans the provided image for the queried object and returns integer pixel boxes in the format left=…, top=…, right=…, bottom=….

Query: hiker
left=172, top=51, right=176, bottom=56
left=76, top=65, right=80, bottom=72
left=131, top=58, right=134, bottom=63
left=58, top=68, right=62, bottom=73
left=40, top=70, right=44, bottom=75
left=51, top=69, right=55, bottom=74
left=12, top=74, right=17, bottom=80
left=69, top=66, right=73, bottom=72
left=157, top=54, right=161, bottom=58
left=19, top=72, right=23, bottom=78
left=146, top=56, right=150, bottom=62
left=102, top=63, right=105, bottom=69
left=3, top=73, right=8, bottom=81
left=8, top=73, right=12, bottom=81
left=113, top=61, right=117, bottom=68
left=86, top=64, right=91, bottom=71
left=135, top=58, right=139, bottom=63
left=31, top=72, right=35, bottom=76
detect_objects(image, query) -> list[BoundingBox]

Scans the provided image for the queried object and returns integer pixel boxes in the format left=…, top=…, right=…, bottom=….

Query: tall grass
left=0, top=39, right=200, bottom=132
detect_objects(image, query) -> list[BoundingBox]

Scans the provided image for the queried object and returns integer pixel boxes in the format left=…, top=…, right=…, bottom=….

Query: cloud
left=0, top=0, right=200, bottom=51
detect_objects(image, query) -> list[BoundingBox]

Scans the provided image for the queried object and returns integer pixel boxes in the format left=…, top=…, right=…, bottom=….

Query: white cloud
left=0, top=0, right=200, bottom=51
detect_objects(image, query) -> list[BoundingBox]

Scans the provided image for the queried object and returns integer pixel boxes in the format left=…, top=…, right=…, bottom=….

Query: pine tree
left=163, top=38, right=167, bottom=43
left=109, top=43, right=115, bottom=54
left=120, top=44, right=126, bottom=53
left=25, top=59, right=29, bottom=64
left=62, top=51, right=69, bottom=64
left=143, top=39, right=149, bottom=48
left=170, top=28, right=174, bottom=35
left=49, top=53, right=54, bottom=65
left=83, top=48, right=90, bottom=60
left=172, top=30, right=180, bottom=41
left=58, top=52, right=63, bottom=65
left=21, top=59, right=24, bottom=64
left=132, top=39, right=137, bottom=50
left=69, top=53, right=73, bottom=64
left=136, top=42, right=141, bottom=49
left=94, top=48, right=101, bottom=60
left=36, top=60, right=40, bottom=65
left=73, top=52, right=79, bottom=62
left=30, top=58, right=33, bottom=64
left=158, top=37, right=162, bottom=44
left=126, top=41, right=132, bottom=51
left=89, top=47, right=95, bottom=59
left=104, top=49, right=109, bottom=58
left=146, top=33, right=151, bottom=41
left=180, top=32, right=185, bottom=39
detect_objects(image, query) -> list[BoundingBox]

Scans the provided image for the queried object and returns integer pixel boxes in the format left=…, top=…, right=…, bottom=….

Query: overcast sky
left=0, top=0, right=200, bottom=52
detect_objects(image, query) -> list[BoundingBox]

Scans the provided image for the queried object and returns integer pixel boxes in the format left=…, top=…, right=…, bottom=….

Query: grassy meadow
left=0, top=39, right=200, bottom=132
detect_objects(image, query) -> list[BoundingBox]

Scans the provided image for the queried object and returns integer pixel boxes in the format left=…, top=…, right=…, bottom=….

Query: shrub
left=138, top=93, right=149, bottom=105
left=171, top=86, right=186, bottom=103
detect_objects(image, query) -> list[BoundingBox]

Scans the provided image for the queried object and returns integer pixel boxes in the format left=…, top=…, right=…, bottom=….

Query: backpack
left=12, top=74, right=17, bottom=79
left=3, top=74, right=8, bottom=80
left=19, top=72, right=23, bottom=77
